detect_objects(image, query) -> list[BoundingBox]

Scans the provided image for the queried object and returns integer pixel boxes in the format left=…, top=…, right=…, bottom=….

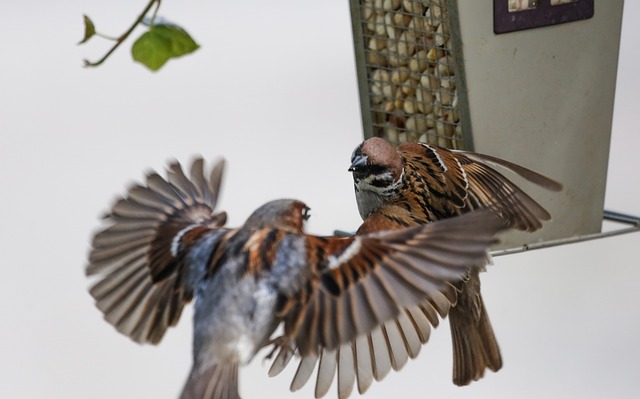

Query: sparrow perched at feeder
left=347, top=138, right=562, bottom=386
left=269, top=137, right=562, bottom=398
left=85, top=157, right=507, bottom=399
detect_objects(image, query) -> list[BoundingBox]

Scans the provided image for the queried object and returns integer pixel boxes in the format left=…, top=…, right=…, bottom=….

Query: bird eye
left=351, top=164, right=387, bottom=175
left=302, top=206, right=311, bottom=221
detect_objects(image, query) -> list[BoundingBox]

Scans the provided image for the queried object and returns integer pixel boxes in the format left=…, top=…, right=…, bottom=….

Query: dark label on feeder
left=494, top=0, right=594, bottom=34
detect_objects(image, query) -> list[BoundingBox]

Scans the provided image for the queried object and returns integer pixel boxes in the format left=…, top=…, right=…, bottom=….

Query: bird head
left=348, top=138, right=404, bottom=219
left=349, top=137, right=403, bottom=185
left=245, top=199, right=310, bottom=234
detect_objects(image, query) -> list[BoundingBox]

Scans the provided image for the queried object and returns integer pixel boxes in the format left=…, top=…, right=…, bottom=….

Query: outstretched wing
left=457, top=150, right=563, bottom=192
left=398, top=142, right=562, bottom=232
left=86, top=157, right=226, bottom=344
left=453, top=149, right=562, bottom=231
left=279, top=210, right=506, bottom=357
left=269, top=298, right=442, bottom=398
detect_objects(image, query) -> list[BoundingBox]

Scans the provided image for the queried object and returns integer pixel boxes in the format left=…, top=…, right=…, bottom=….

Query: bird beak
left=348, top=155, right=368, bottom=172
left=302, top=206, right=311, bottom=221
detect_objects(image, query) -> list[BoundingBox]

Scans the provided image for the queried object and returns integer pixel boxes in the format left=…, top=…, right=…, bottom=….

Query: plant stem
left=95, top=32, right=119, bottom=41
left=150, top=0, right=162, bottom=26
left=84, top=0, right=160, bottom=68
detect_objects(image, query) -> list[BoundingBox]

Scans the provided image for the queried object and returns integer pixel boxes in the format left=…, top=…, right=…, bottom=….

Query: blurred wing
left=86, top=157, right=226, bottom=344
left=273, top=300, right=440, bottom=398
left=281, top=210, right=506, bottom=357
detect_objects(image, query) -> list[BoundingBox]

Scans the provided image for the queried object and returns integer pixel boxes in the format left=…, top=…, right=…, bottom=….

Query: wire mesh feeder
left=350, top=0, right=464, bottom=149
left=347, top=0, right=639, bottom=249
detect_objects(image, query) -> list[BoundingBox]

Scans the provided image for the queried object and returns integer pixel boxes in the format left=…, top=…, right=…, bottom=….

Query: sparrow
left=348, top=138, right=562, bottom=386
left=269, top=137, right=562, bottom=397
left=85, top=156, right=508, bottom=399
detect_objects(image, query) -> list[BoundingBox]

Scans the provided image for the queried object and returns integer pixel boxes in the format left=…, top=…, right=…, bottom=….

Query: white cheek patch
left=360, top=171, right=395, bottom=193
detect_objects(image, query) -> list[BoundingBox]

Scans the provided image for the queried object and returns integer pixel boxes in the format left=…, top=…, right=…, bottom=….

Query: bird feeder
left=349, top=0, right=639, bottom=250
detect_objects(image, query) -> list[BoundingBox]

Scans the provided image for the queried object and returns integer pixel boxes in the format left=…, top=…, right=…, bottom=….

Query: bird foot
left=262, top=336, right=294, bottom=363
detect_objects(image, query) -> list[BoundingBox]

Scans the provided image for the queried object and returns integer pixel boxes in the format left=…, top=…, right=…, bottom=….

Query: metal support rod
left=491, top=210, right=640, bottom=257
left=603, top=210, right=640, bottom=225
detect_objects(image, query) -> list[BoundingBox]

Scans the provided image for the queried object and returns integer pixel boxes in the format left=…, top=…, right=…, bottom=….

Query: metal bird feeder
left=349, top=0, right=639, bottom=250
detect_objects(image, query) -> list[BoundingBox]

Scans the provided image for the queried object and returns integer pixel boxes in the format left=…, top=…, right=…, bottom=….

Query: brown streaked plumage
left=86, top=156, right=508, bottom=399
left=351, top=138, right=561, bottom=387
left=270, top=137, right=562, bottom=398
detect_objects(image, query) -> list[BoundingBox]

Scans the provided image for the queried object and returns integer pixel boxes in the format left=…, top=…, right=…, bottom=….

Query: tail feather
left=449, top=279, right=502, bottom=386
left=180, top=363, right=240, bottom=399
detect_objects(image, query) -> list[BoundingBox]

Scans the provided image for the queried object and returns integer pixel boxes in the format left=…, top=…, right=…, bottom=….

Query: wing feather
left=291, top=354, right=318, bottom=392
left=273, top=211, right=504, bottom=397
left=458, top=150, right=563, bottom=192
left=127, top=184, right=177, bottom=211
left=315, top=349, right=337, bottom=398
left=282, top=210, right=505, bottom=356
left=354, top=335, right=374, bottom=394
left=395, top=309, right=422, bottom=358
left=167, top=161, right=200, bottom=204
left=400, top=143, right=562, bottom=231
left=86, top=157, right=226, bottom=344
left=369, top=327, right=392, bottom=381
left=337, top=345, right=355, bottom=399
left=267, top=343, right=295, bottom=378
left=382, top=321, right=409, bottom=371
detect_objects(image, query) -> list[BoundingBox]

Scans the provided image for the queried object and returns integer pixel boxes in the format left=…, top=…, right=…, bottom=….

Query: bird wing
left=270, top=298, right=444, bottom=398
left=398, top=142, right=470, bottom=210
left=86, top=157, right=227, bottom=344
left=279, top=210, right=506, bottom=357
left=453, top=150, right=561, bottom=231
left=399, top=142, right=562, bottom=232
left=457, top=150, right=563, bottom=192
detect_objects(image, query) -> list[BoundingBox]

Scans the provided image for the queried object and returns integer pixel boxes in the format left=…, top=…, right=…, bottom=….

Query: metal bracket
left=491, top=210, right=640, bottom=257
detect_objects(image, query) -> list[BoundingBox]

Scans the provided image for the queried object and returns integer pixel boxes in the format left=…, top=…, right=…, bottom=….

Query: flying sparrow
left=269, top=137, right=562, bottom=397
left=86, top=156, right=508, bottom=399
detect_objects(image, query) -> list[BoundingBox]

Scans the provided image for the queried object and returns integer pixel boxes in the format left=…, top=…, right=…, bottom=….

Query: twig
left=83, top=0, right=160, bottom=68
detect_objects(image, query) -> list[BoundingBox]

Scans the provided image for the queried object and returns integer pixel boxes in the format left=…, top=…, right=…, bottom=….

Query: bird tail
left=180, top=362, right=241, bottom=399
left=449, top=276, right=502, bottom=386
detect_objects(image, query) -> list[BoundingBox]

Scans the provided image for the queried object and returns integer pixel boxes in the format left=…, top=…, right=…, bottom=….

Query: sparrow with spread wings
left=85, top=157, right=508, bottom=399
left=270, top=137, right=562, bottom=398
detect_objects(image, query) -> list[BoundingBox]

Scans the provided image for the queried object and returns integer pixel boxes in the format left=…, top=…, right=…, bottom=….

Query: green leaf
left=131, top=24, right=200, bottom=71
left=78, top=15, right=96, bottom=45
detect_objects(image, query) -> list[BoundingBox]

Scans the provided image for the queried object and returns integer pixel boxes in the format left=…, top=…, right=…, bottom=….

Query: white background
left=1, top=1, right=638, bottom=398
